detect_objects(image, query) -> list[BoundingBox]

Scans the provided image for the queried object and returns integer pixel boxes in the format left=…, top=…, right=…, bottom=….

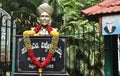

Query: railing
left=0, top=10, right=12, bottom=76
left=62, top=24, right=104, bottom=76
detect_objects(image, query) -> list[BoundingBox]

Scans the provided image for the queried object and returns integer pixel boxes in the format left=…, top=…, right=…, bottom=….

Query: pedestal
left=12, top=35, right=69, bottom=76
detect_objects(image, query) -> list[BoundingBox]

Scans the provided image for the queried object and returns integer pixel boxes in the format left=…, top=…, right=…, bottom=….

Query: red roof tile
left=81, top=0, right=120, bottom=17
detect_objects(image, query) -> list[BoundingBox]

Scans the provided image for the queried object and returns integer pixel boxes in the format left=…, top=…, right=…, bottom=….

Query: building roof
left=81, top=0, right=120, bottom=17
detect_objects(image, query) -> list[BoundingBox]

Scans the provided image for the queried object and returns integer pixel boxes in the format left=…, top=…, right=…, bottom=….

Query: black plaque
left=14, top=36, right=69, bottom=76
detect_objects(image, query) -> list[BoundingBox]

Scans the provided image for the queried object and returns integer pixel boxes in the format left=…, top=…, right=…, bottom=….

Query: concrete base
left=14, top=71, right=69, bottom=76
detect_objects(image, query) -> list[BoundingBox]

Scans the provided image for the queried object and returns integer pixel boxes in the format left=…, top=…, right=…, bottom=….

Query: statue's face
left=40, top=12, right=51, bottom=26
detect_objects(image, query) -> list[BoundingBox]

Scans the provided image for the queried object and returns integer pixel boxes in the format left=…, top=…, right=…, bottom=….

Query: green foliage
left=59, top=0, right=104, bottom=75
left=2, top=0, right=63, bottom=34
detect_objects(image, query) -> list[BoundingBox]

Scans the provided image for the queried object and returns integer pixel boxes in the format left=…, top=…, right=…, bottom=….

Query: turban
left=37, top=3, right=53, bottom=16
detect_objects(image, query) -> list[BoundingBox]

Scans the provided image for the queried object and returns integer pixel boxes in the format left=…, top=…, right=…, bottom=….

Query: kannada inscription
left=15, top=36, right=67, bottom=74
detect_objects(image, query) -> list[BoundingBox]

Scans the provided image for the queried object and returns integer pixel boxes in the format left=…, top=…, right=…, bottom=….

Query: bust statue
left=22, top=3, right=60, bottom=74
left=23, top=3, right=59, bottom=37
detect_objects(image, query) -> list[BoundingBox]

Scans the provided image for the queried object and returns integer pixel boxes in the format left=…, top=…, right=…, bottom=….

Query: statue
left=23, top=3, right=59, bottom=76
left=23, top=3, right=59, bottom=36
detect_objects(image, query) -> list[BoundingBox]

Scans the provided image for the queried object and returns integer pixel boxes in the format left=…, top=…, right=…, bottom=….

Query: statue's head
left=37, top=3, right=53, bottom=26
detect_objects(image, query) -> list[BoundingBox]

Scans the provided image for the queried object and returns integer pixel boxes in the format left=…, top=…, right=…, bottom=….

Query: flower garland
left=23, top=25, right=59, bottom=73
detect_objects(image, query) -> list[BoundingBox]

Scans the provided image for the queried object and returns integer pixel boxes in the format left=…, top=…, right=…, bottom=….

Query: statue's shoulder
left=52, top=28, right=58, bottom=31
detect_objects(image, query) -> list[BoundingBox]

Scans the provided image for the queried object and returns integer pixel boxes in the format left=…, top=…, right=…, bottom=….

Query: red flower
left=46, top=25, right=53, bottom=34
left=27, top=50, right=54, bottom=68
left=33, top=25, right=52, bottom=34
left=33, top=25, right=42, bottom=33
left=23, top=24, right=59, bottom=72
left=40, top=53, right=54, bottom=68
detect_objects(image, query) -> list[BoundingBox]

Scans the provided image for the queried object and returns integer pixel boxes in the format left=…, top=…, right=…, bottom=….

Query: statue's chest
left=38, top=28, right=49, bottom=36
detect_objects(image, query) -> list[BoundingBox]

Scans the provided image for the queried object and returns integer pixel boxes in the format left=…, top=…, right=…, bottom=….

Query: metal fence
left=62, top=24, right=104, bottom=76
left=0, top=10, right=104, bottom=76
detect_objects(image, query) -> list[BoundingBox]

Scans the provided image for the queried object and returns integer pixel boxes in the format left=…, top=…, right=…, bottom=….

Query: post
left=104, top=35, right=118, bottom=76
left=111, top=35, right=118, bottom=76
left=104, top=35, right=113, bottom=76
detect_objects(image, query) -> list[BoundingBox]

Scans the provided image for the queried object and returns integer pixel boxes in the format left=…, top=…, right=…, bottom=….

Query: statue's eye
left=40, top=15, right=44, bottom=17
left=45, top=15, right=49, bottom=17
left=40, top=15, right=49, bottom=17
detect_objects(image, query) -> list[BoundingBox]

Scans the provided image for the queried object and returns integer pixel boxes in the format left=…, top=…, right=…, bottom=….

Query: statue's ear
left=36, top=17, right=41, bottom=24
left=49, top=19, right=52, bottom=25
